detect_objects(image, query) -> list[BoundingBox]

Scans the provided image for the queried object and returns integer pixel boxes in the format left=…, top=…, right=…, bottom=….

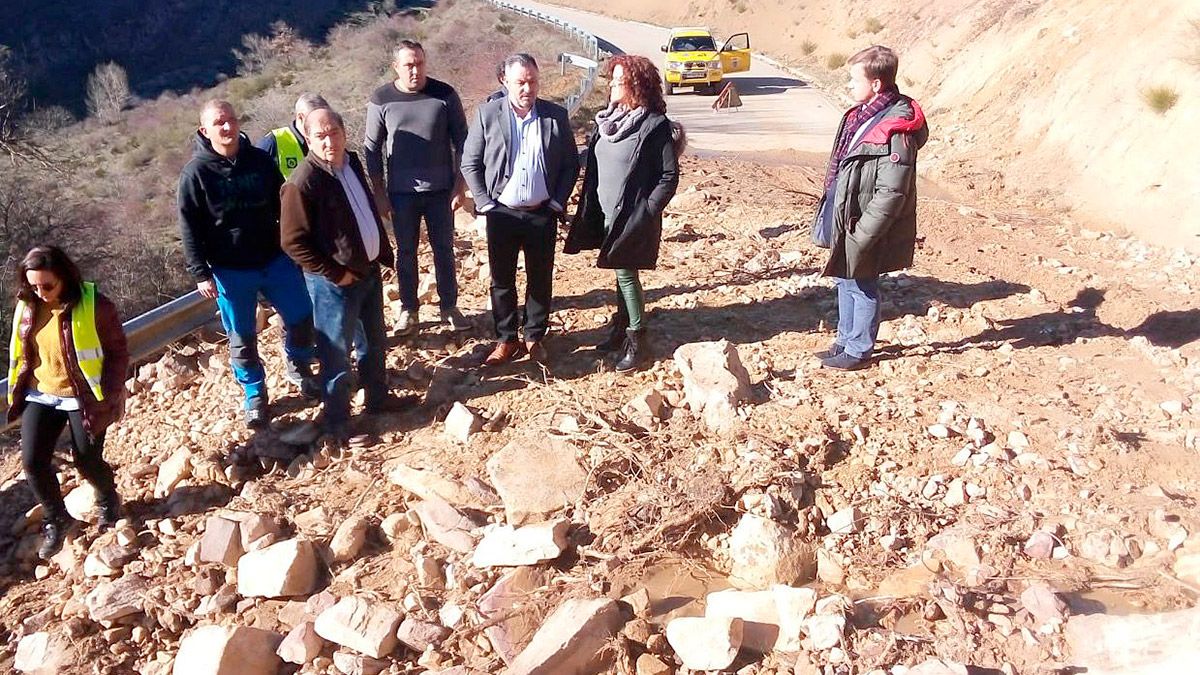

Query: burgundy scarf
left=822, top=90, right=900, bottom=194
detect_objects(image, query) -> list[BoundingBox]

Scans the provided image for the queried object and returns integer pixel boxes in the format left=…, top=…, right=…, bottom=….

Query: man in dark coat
left=811, top=45, right=928, bottom=370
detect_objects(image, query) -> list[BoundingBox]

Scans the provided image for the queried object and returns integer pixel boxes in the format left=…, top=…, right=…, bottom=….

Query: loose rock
left=673, top=340, right=752, bottom=432
left=486, top=433, right=587, bottom=525
left=471, top=518, right=570, bottom=567
left=665, top=616, right=744, bottom=671
left=173, top=624, right=282, bottom=675
left=314, top=596, right=403, bottom=659
left=506, top=597, right=621, bottom=675
left=728, top=514, right=816, bottom=589
left=237, top=538, right=320, bottom=598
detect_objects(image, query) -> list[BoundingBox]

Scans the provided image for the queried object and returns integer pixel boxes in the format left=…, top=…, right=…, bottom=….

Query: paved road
left=508, top=0, right=842, bottom=153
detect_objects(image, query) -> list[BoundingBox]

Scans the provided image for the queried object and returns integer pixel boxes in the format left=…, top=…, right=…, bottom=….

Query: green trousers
left=615, top=268, right=644, bottom=331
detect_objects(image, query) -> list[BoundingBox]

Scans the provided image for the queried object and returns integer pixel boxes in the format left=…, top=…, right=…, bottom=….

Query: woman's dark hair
left=17, top=245, right=84, bottom=306
left=607, top=55, right=666, bottom=115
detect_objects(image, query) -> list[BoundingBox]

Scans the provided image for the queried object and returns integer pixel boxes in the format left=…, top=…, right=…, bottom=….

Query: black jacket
left=565, top=114, right=680, bottom=270
left=177, top=132, right=285, bottom=280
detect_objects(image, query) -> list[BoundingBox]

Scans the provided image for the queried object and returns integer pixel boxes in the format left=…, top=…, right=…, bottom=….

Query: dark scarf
left=822, top=90, right=900, bottom=194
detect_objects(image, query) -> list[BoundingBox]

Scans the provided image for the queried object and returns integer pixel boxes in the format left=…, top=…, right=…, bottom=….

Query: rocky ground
left=0, top=153, right=1197, bottom=674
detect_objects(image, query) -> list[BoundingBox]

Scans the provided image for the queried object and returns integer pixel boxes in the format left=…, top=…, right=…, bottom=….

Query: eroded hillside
left=539, top=0, right=1200, bottom=252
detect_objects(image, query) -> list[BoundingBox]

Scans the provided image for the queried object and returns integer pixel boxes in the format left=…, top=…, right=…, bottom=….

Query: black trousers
left=485, top=205, right=557, bottom=343
left=21, top=401, right=115, bottom=520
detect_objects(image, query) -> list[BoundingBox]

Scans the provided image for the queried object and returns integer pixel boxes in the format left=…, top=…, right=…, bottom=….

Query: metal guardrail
left=489, top=0, right=602, bottom=115
left=122, top=291, right=217, bottom=364
left=1, top=291, right=216, bottom=427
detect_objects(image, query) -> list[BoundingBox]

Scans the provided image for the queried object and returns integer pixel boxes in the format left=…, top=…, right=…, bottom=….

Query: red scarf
left=822, top=90, right=899, bottom=194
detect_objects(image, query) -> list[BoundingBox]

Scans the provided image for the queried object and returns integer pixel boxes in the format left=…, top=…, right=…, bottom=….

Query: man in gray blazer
left=461, top=53, right=580, bottom=366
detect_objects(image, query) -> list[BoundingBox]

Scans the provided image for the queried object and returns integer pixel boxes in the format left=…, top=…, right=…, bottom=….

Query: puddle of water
left=1065, top=588, right=1154, bottom=616
left=626, top=556, right=732, bottom=624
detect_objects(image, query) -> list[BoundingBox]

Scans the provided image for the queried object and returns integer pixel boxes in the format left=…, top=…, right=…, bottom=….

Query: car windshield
left=670, top=36, right=717, bottom=52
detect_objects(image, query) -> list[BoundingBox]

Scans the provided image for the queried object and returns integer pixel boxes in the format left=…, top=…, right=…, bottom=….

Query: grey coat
left=815, top=96, right=929, bottom=279
left=460, top=97, right=579, bottom=212
left=565, top=113, right=680, bottom=269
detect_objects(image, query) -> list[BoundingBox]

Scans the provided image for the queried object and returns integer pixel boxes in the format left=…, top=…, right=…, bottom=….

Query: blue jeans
left=835, top=277, right=881, bottom=359
left=305, top=266, right=388, bottom=427
left=211, top=253, right=314, bottom=407
left=391, top=190, right=457, bottom=311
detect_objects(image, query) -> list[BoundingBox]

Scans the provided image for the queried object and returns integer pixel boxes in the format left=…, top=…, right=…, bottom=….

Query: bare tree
left=0, top=45, right=27, bottom=144
left=85, top=62, right=131, bottom=124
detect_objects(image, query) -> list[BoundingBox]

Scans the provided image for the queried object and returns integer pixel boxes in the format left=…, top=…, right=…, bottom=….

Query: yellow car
left=660, top=27, right=751, bottom=95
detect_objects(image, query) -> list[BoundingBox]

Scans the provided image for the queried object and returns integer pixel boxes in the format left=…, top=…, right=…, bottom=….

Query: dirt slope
left=536, top=0, right=1200, bottom=253
left=0, top=151, right=1196, bottom=673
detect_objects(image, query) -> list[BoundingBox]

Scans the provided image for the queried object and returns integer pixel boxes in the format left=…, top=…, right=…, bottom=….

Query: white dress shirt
left=334, top=162, right=380, bottom=262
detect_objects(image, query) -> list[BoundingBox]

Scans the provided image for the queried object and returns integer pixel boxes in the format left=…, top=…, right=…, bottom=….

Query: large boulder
left=1065, top=606, right=1200, bottom=674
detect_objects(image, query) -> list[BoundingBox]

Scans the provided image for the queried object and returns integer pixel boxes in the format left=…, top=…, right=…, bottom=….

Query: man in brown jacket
left=281, top=108, right=413, bottom=440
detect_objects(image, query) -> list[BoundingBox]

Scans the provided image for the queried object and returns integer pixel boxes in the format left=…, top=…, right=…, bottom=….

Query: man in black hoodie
left=178, top=99, right=316, bottom=427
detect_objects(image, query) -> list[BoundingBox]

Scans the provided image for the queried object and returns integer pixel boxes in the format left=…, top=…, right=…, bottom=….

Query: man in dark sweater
left=177, top=99, right=316, bottom=426
left=364, top=40, right=470, bottom=336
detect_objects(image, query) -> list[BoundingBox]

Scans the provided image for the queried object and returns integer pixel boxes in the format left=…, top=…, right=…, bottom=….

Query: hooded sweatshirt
left=177, top=132, right=285, bottom=280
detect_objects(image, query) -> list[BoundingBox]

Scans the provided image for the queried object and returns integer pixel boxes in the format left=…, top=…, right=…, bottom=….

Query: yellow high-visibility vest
left=271, top=126, right=305, bottom=178
left=8, top=281, right=105, bottom=403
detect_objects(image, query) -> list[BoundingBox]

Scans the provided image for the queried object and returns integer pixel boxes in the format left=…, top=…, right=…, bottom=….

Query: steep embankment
left=540, top=0, right=1200, bottom=252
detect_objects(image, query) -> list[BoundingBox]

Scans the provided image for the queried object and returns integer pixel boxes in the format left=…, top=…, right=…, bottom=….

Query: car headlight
left=707, top=60, right=721, bottom=69
left=667, top=62, right=684, bottom=70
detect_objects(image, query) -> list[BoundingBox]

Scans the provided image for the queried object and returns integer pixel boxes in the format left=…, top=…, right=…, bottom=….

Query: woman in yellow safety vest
left=6, top=246, right=129, bottom=559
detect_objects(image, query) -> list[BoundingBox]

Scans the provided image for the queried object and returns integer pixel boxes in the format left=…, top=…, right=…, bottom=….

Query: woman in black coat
left=565, top=54, right=684, bottom=372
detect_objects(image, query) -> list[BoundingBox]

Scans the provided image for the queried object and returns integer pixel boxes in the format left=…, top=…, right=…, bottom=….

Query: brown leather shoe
left=484, top=341, right=526, bottom=366
left=525, top=340, right=547, bottom=363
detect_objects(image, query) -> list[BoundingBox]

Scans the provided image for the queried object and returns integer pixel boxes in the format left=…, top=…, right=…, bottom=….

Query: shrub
left=226, top=73, right=275, bottom=103
left=825, top=53, right=847, bottom=70
left=864, top=17, right=884, bottom=34
left=232, top=21, right=311, bottom=76
left=801, top=39, right=817, bottom=55
left=1141, top=85, right=1179, bottom=114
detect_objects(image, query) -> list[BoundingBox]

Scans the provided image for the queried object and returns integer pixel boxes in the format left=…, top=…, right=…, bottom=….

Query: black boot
left=595, top=311, right=630, bottom=352
left=615, top=329, right=647, bottom=373
left=98, top=489, right=122, bottom=528
left=38, top=514, right=73, bottom=560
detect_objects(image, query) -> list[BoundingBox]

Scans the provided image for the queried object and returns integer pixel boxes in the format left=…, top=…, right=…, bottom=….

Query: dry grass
left=801, top=39, right=818, bottom=55
left=864, top=17, right=884, bottom=34
left=1141, top=85, right=1180, bottom=114
left=826, top=52, right=848, bottom=70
